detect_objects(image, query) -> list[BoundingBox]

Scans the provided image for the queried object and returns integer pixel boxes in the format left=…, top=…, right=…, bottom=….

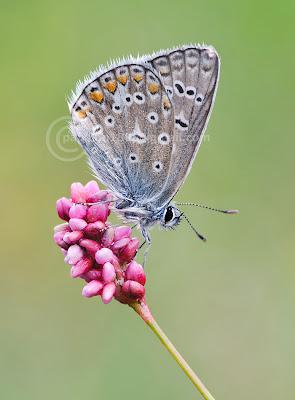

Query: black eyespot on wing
left=136, top=94, right=143, bottom=101
left=175, top=83, right=184, bottom=94
left=175, top=118, right=188, bottom=129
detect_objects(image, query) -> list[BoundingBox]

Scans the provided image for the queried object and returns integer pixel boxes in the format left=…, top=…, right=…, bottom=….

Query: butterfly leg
left=78, top=199, right=116, bottom=206
left=140, top=225, right=152, bottom=268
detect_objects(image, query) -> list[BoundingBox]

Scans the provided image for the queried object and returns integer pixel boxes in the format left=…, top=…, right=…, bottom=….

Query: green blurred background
left=1, top=0, right=295, bottom=399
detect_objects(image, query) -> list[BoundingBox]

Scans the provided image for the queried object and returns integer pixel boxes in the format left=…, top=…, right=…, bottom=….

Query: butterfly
left=68, top=44, right=234, bottom=247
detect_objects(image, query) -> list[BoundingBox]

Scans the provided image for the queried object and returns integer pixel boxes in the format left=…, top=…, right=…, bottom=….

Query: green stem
left=130, top=301, right=216, bottom=400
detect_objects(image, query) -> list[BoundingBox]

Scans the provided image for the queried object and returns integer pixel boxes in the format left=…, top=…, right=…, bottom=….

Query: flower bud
left=84, top=180, right=100, bottom=201
left=63, top=231, right=83, bottom=245
left=101, top=227, right=115, bottom=247
left=102, top=262, right=116, bottom=283
left=122, top=280, right=145, bottom=300
left=56, top=197, right=72, bottom=221
left=87, top=204, right=109, bottom=223
left=82, top=269, right=102, bottom=282
left=95, top=248, right=114, bottom=265
left=120, top=238, right=140, bottom=262
left=84, top=221, right=105, bottom=239
left=54, top=223, right=70, bottom=234
left=86, top=190, right=107, bottom=204
left=71, top=182, right=86, bottom=203
left=112, top=237, right=130, bottom=252
left=69, top=218, right=87, bottom=231
left=71, top=257, right=94, bottom=278
left=53, top=231, right=69, bottom=250
left=79, top=238, right=101, bottom=256
left=82, top=280, right=103, bottom=297
left=65, top=244, right=84, bottom=265
left=125, top=261, right=146, bottom=286
left=102, top=282, right=116, bottom=304
left=69, top=204, right=87, bottom=219
left=114, top=226, right=132, bottom=241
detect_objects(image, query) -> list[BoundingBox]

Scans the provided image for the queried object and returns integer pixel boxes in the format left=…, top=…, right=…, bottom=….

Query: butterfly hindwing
left=149, top=45, right=220, bottom=206
left=70, top=62, right=175, bottom=202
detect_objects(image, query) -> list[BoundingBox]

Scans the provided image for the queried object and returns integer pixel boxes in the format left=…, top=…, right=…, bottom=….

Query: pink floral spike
left=54, top=181, right=144, bottom=304
left=54, top=181, right=217, bottom=399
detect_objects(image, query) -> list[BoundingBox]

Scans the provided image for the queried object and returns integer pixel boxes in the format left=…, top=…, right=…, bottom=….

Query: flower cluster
left=53, top=181, right=146, bottom=304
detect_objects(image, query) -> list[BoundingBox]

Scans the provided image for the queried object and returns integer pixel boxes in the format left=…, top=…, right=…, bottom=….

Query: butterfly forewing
left=149, top=46, right=220, bottom=207
left=70, top=62, right=175, bottom=202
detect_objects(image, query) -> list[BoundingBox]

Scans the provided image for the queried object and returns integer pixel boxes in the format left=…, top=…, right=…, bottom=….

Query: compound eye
left=164, top=206, right=174, bottom=224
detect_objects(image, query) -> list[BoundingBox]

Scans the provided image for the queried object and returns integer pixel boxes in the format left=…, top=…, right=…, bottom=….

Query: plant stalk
left=130, top=301, right=216, bottom=400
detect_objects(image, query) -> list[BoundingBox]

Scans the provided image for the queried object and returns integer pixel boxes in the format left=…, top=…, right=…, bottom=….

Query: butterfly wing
left=69, top=61, right=175, bottom=203
left=148, top=45, right=220, bottom=207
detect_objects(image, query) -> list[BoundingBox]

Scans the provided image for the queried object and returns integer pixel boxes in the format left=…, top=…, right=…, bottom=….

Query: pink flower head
left=54, top=181, right=146, bottom=305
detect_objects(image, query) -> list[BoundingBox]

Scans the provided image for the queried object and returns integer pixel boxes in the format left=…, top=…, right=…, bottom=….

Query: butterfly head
left=160, top=205, right=182, bottom=229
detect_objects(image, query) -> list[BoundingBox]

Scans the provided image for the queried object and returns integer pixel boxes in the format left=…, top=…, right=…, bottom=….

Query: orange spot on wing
left=163, top=97, right=171, bottom=110
left=89, top=91, right=104, bottom=103
left=133, top=73, right=143, bottom=83
left=77, top=110, right=87, bottom=118
left=117, top=75, right=128, bottom=85
left=103, top=80, right=117, bottom=93
left=148, top=83, right=160, bottom=94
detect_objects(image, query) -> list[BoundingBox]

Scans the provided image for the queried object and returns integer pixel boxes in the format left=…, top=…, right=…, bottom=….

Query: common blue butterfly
left=68, top=45, right=235, bottom=247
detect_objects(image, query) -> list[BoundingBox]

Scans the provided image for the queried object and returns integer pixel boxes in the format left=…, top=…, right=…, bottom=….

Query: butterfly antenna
left=176, top=202, right=239, bottom=215
left=182, top=213, right=207, bottom=242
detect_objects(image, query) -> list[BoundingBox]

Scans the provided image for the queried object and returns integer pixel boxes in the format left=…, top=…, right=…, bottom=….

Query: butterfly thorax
left=113, top=199, right=182, bottom=233
left=113, top=198, right=161, bottom=227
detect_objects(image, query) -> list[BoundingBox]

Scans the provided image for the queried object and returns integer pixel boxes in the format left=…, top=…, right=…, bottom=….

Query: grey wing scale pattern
left=69, top=62, right=175, bottom=202
left=149, top=45, right=220, bottom=207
